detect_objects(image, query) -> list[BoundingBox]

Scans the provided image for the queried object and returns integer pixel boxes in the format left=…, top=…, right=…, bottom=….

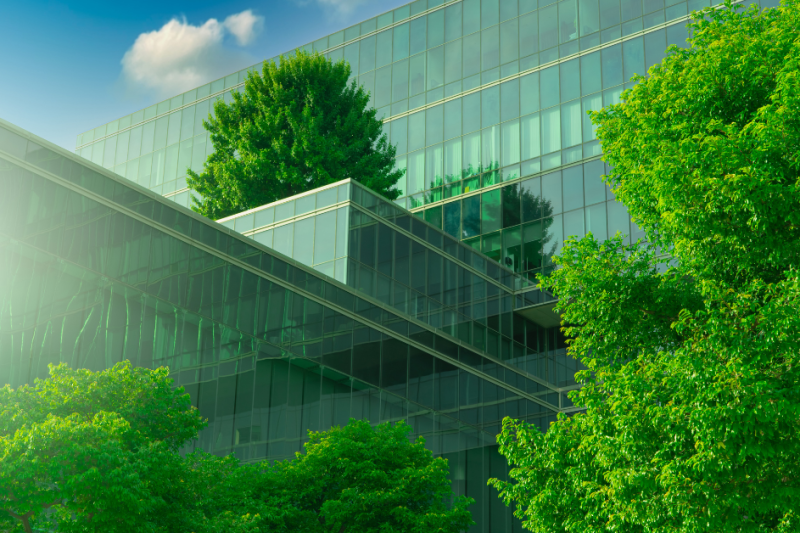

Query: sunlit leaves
left=489, top=1, right=800, bottom=531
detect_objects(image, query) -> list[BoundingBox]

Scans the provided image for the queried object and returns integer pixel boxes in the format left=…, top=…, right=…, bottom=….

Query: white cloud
left=121, top=10, right=263, bottom=98
left=223, top=10, right=263, bottom=46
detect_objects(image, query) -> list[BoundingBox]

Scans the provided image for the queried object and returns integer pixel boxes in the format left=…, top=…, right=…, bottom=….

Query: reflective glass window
left=519, top=12, right=539, bottom=56
left=462, top=194, right=481, bottom=237
left=500, top=18, right=519, bottom=64
left=393, top=22, right=410, bottom=61
left=586, top=203, right=608, bottom=241
left=274, top=223, right=293, bottom=257
left=408, top=111, right=425, bottom=153
left=521, top=176, right=542, bottom=221
left=560, top=0, right=579, bottom=43
left=541, top=171, right=563, bottom=214
left=463, top=93, right=481, bottom=134
left=623, top=36, right=645, bottom=79
left=463, top=0, right=480, bottom=34
left=482, top=189, right=502, bottom=234
left=445, top=2, right=463, bottom=41
left=562, top=165, right=584, bottom=211
left=358, top=36, right=376, bottom=74
left=600, top=0, right=621, bottom=28
left=293, top=218, right=314, bottom=265
left=521, top=113, right=541, bottom=160
left=583, top=160, right=606, bottom=205
left=541, top=107, right=561, bottom=154
left=539, top=4, right=558, bottom=50
left=602, top=44, right=623, bottom=88
left=444, top=200, right=461, bottom=238
left=444, top=138, right=462, bottom=182
left=563, top=208, right=585, bottom=239
left=481, top=25, right=500, bottom=71
left=409, top=54, right=426, bottom=97
left=522, top=221, right=543, bottom=271
left=580, top=0, right=601, bottom=34
left=502, top=183, right=521, bottom=228
left=463, top=33, right=481, bottom=78
left=482, top=86, right=500, bottom=128
left=392, top=60, right=409, bottom=102
left=410, top=16, right=427, bottom=56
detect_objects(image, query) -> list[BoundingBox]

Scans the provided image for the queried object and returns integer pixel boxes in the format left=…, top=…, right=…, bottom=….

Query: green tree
left=0, top=362, right=259, bottom=533
left=253, top=419, right=474, bottom=533
left=490, top=1, right=800, bottom=531
left=187, top=50, right=402, bottom=219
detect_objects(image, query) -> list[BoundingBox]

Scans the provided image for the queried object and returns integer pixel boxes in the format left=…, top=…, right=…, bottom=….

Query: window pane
left=586, top=203, right=608, bottom=241
left=444, top=200, right=461, bottom=238
left=392, top=60, right=410, bottom=102
left=501, top=119, right=521, bottom=166
left=481, top=85, right=500, bottom=128
left=462, top=195, right=481, bottom=237
left=522, top=220, right=543, bottom=271
left=521, top=113, right=541, bottom=160
left=562, top=165, right=584, bottom=211
left=580, top=51, right=602, bottom=96
left=377, top=30, right=393, bottom=68
left=481, top=126, right=500, bottom=172
left=500, top=18, right=519, bottom=64
left=394, top=22, right=410, bottom=61
left=463, top=33, right=481, bottom=78
left=463, top=131, right=481, bottom=175
left=408, top=150, right=425, bottom=193
left=503, top=226, right=522, bottom=271
left=602, top=44, right=623, bottom=88
left=274, top=223, right=294, bottom=257
left=410, top=16, right=427, bottom=56
left=428, top=46, right=445, bottom=89
left=519, top=12, right=539, bottom=56
left=502, top=183, right=521, bottom=228
left=541, top=171, right=563, bottom=214
left=445, top=3, right=463, bottom=41
left=561, top=100, right=582, bottom=148
left=426, top=105, right=444, bottom=145
left=463, top=92, right=481, bottom=134
left=409, top=53, right=426, bottom=96
left=521, top=177, right=542, bottom=221
left=426, top=144, right=444, bottom=188
left=444, top=99, right=462, bottom=140
left=444, top=39, right=463, bottom=84
left=563, top=208, right=585, bottom=239
left=482, top=189, right=502, bottom=233
left=520, top=72, right=540, bottom=115
left=314, top=211, right=336, bottom=264
left=580, top=0, right=601, bottom=34
left=391, top=117, right=408, bottom=154
left=541, top=107, right=561, bottom=154
left=360, top=35, right=376, bottom=74
left=540, top=66, right=559, bottom=109
left=559, top=0, right=579, bottom=43
left=444, top=137, right=462, bottom=182
left=408, top=111, right=425, bottom=152
left=481, top=25, right=500, bottom=71
left=539, top=4, right=558, bottom=50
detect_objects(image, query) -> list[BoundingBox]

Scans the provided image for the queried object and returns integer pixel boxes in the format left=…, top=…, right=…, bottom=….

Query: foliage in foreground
left=490, top=1, right=800, bottom=531
left=187, top=49, right=402, bottom=219
left=260, top=419, right=474, bottom=533
left=0, top=363, right=471, bottom=532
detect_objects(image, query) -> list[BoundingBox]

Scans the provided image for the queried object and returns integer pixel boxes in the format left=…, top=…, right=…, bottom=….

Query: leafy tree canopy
left=187, top=50, right=402, bottom=219
left=491, top=1, right=800, bottom=531
left=0, top=362, right=258, bottom=533
left=0, top=365, right=471, bottom=533
left=251, top=419, right=474, bottom=533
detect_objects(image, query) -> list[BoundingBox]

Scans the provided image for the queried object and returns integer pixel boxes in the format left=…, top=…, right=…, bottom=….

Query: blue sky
left=0, top=0, right=408, bottom=150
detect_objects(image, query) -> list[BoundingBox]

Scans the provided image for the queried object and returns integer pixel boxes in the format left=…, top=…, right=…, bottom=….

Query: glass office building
left=3, top=0, right=779, bottom=530
left=1, top=118, right=572, bottom=531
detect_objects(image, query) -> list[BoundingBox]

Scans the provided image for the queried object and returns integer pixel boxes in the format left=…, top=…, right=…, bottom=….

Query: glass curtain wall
left=3, top=120, right=566, bottom=532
